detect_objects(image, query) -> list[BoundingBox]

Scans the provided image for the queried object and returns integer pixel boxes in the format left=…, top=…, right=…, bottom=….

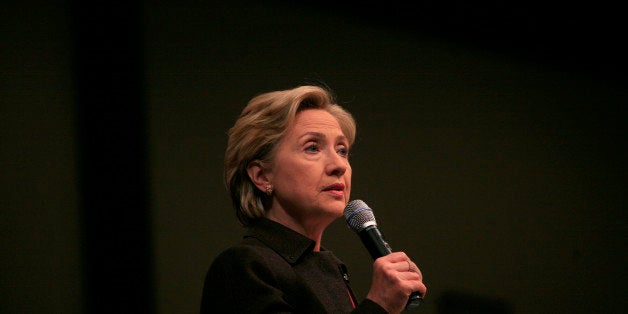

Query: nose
left=326, top=150, right=348, bottom=177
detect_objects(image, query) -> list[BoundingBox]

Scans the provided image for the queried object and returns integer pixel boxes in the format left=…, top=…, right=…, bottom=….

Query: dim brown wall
left=2, top=1, right=626, bottom=314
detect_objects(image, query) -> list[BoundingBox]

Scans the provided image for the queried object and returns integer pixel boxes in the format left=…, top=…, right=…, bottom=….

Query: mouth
left=323, top=183, right=345, bottom=197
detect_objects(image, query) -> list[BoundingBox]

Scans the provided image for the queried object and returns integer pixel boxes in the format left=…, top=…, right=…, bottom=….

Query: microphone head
left=344, top=199, right=377, bottom=232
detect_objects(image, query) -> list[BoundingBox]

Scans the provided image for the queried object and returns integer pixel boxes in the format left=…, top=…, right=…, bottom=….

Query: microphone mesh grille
left=344, top=199, right=376, bottom=232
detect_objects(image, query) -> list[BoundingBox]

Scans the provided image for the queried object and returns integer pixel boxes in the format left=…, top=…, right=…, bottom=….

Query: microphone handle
left=359, top=226, right=392, bottom=259
left=359, top=226, right=423, bottom=309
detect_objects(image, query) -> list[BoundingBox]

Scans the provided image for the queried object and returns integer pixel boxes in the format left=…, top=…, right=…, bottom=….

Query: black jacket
left=201, top=218, right=386, bottom=313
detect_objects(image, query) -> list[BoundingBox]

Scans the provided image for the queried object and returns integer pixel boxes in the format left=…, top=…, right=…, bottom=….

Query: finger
left=408, top=260, right=420, bottom=274
left=384, top=251, right=409, bottom=263
left=392, top=259, right=411, bottom=272
left=416, top=281, right=427, bottom=298
left=402, top=273, right=427, bottom=298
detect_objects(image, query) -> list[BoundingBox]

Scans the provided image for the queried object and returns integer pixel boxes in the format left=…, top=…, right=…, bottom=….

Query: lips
left=323, top=183, right=345, bottom=192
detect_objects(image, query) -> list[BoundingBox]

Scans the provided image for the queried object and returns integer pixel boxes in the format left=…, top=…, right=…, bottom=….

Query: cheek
left=276, top=166, right=313, bottom=192
left=345, top=167, right=352, bottom=197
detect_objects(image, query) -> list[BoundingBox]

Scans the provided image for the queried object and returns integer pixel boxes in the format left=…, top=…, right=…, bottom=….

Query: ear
left=247, top=160, right=272, bottom=192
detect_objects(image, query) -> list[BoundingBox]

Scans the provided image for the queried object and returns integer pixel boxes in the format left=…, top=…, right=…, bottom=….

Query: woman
left=201, top=85, right=426, bottom=313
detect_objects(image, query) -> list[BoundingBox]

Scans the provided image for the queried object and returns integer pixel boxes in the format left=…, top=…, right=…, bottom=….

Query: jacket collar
left=244, top=218, right=317, bottom=265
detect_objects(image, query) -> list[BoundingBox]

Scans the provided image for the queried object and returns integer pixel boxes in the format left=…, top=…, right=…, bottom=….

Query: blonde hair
left=224, top=85, right=356, bottom=226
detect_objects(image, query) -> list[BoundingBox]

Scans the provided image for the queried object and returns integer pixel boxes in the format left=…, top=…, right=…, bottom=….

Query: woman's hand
left=365, top=252, right=427, bottom=313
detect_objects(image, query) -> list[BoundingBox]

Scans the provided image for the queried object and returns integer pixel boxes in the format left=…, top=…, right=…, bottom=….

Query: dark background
left=2, top=1, right=626, bottom=313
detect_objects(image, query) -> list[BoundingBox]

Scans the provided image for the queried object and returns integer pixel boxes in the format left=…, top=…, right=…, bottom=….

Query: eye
left=305, top=142, right=320, bottom=153
left=337, top=145, right=349, bottom=158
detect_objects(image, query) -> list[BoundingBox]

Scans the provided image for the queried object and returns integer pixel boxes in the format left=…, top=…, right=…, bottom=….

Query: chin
left=317, top=198, right=346, bottom=218
left=328, top=205, right=345, bottom=218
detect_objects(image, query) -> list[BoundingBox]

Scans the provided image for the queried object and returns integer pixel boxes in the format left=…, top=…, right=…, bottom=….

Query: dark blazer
left=201, top=218, right=386, bottom=313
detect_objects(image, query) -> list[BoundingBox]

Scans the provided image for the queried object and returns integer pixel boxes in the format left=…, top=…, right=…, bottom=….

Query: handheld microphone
left=344, top=199, right=422, bottom=309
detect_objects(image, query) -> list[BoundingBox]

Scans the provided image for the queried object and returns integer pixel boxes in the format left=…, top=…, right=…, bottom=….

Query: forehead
left=291, top=109, right=341, bottom=131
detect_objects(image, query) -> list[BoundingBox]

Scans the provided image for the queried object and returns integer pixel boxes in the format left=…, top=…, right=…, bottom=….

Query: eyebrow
left=299, top=131, right=348, bottom=143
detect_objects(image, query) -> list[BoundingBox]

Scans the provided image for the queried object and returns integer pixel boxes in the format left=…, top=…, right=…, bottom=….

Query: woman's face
left=269, top=109, right=352, bottom=222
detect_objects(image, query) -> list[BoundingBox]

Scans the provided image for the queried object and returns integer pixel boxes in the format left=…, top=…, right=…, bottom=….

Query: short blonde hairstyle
left=224, top=85, right=356, bottom=226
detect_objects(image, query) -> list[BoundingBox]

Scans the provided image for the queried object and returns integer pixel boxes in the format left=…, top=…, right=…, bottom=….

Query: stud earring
left=265, top=184, right=273, bottom=196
